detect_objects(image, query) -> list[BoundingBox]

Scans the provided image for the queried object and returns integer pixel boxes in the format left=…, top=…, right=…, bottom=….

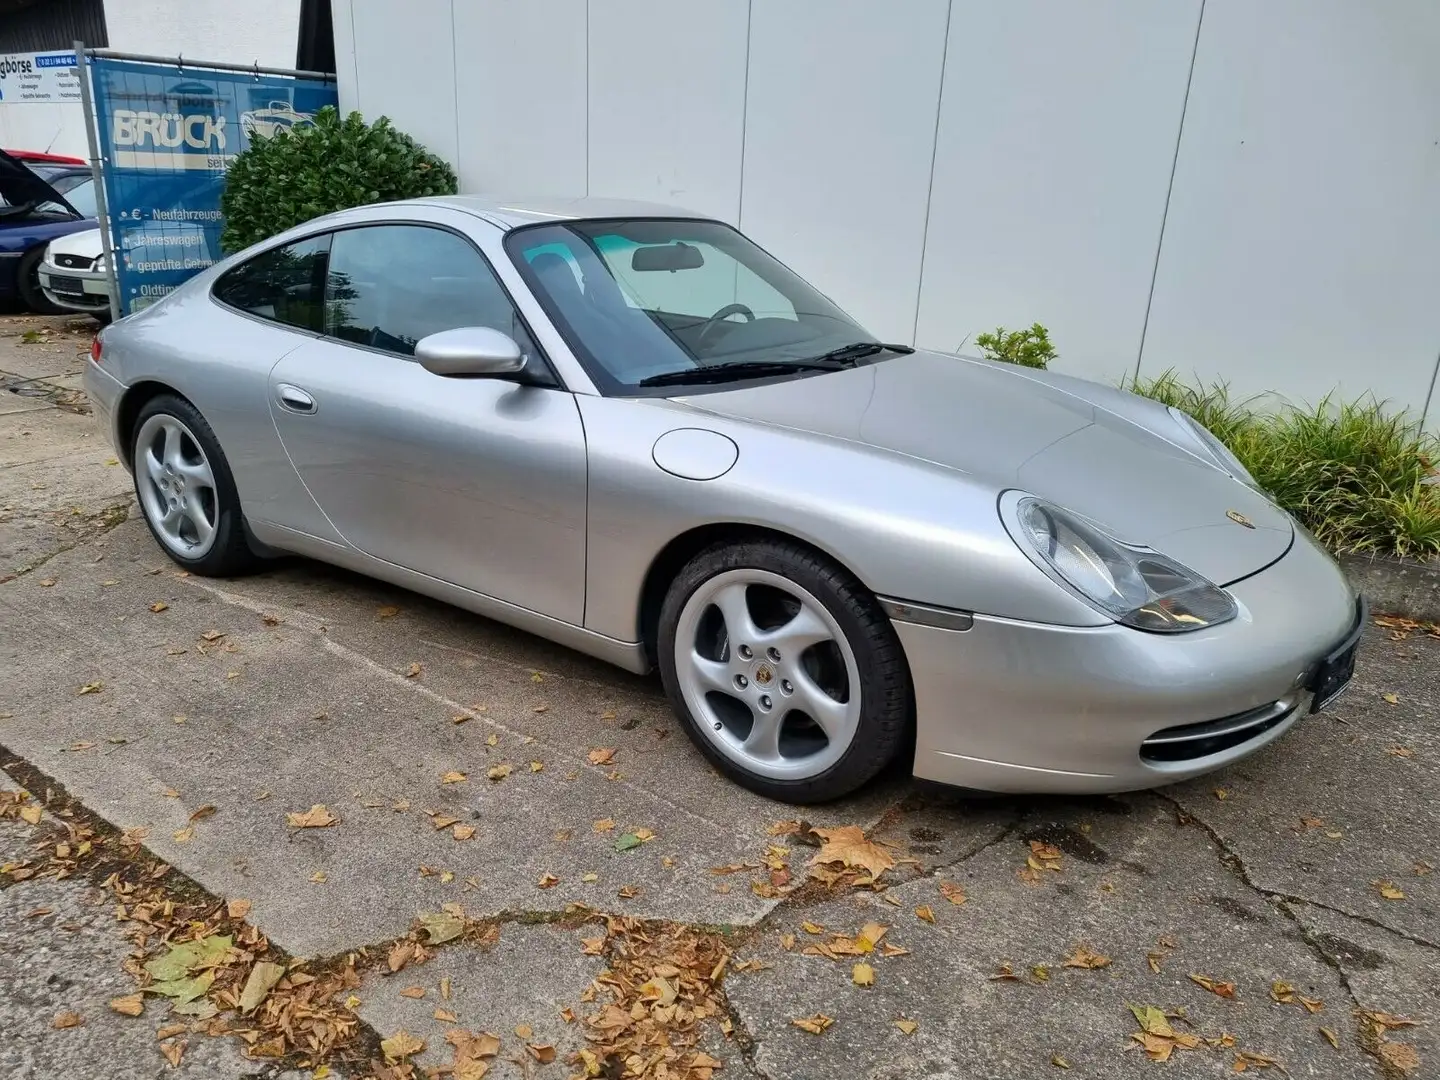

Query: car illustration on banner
left=239, top=102, right=317, bottom=141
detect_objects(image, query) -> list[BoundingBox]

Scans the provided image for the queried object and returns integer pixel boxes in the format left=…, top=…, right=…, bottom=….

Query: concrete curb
left=1341, top=553, right=1440, bottom=622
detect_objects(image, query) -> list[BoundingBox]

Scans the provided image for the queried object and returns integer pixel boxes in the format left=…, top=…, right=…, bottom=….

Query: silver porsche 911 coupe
left=84, top=196, right=1363, bottom=803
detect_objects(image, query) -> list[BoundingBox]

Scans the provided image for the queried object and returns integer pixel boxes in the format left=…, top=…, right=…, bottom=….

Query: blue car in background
left=0, top=148, right=97, bottom=314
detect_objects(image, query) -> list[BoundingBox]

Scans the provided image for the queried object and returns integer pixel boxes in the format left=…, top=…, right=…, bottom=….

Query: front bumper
left=37, top=264, right=111, bottom=314
left=902, top=532, right=1360, bottom=793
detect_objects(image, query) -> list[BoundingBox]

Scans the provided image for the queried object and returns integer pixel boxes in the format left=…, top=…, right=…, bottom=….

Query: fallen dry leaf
left=939, top=880, right=967, bottom=905
left=53, top=1012, right=83, bottom=1029
left=377, top=605, right=400, bottom=618
left=618, top=884, right=642, bottom=899
left=238, top=961, right=285, bottom=1014
left=530, top=761, right=544, bottom=772
left=1233, top=1050, right=1285, bottom=1072
left=1382, top=692, right=1400, bottom=705
left=1189, top=973, right=1237, bottom=998
left=310, top=870, right=327, bottom=883
left=587, top=747, right=617, bottom=766
left=200, top=630, right=224, bottom=642
left=172, top=827, right=194, bottom=844
left=78, top=682, right=102, bottom=695
left=791, top=1014, right=834, bottom=1035
left=286, top=804, right=338, bottom=829
left=108, top=994, right=144, bottom=1017
left=1063, top=944, right=1112, bottom=970
left=188, top=804, right=217, bottom=823
left=537, top=873, right=560, bottom=889
left=593, top=818, right=616, bottom=832
left=453, top=824, right=476, bottom=841
left=439, top=770, right=469, bottom=784
left=226, top=898, right=251, bottom=919
left=405, top=662, right=423, bottom=678
left=381, top=1030, right=425, bottom=1061
left=400, top=986, right=426, bottom=999
left=1388, top=745, right=1416, bottom=758
left=527, top=1043, right=556, bottom=1063
left=852, top=962, right=875, bottom=986
left=149, top=601, right=168, bottom=613
left=894, top=1018, right=919, bottom=1035
left=1376, top=1042, right=1419, bottom=1075
left=434, top=1007, right=458, bottom=1023
left=19, top=804, right=42, bottom=825
left=160, top=1039, right=185, bottom=1067
left=1320, top=1026, right=1339, bottom=1049
left=914, top=904, right=936, bottom=924
left=486, top=764, right=511, bottom=782
left=1373, top=879, right=1406, bottom=901
left=809, top=825, right=895, bottom=881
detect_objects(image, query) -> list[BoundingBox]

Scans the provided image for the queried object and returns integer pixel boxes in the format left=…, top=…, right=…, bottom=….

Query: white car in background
left=38, top=227, right=113, bottom=323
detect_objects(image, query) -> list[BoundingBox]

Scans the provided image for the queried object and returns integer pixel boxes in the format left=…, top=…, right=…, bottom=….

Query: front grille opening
left=1141, top=699, right=1297, bottom=763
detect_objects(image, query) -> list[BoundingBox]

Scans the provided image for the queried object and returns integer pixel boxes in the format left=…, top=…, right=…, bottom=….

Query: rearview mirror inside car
left=631, top=242, right=705, bottom=272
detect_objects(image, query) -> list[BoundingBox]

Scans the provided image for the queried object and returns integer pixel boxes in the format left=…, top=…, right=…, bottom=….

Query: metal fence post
left=73, top=40, right=123, bottom=321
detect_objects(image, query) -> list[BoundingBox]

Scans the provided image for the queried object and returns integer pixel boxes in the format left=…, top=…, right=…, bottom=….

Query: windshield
left=38, top=177, right=94, bottom=217
left=506, top=218, right=875, bottom=393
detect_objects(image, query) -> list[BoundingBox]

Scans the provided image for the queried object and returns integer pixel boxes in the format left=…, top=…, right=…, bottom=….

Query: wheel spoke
left=161, top=422, right=183, bottom=470
left=182, top=500, right=214, bottom=545
left=742, top=712, right=783, bottom=761
left=176, top=456, right=214, bottom=490
left=689, top=651, right=733, bottom=694
left=756, top=605, right=832, bottom=658
left=789, top=671, right=851, bottom=739
left=143, top=448, right=166, bottom=489
left=711, top=582, right=762, bottom=648
left=159, top=504, right=185, bottom=536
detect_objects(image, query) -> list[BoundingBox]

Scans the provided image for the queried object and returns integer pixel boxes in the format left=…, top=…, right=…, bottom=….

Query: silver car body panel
left=84, top=194, right=1359, bottom=794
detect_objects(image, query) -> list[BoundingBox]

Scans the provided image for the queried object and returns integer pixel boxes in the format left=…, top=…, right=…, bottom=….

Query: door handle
left=276, top=384, right=316, bottom=414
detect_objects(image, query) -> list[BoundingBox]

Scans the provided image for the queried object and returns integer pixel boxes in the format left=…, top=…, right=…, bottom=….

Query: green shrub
left=1128, top=371, right=1440, bottom=558
left=220, top=106, right=458, bottom=253
left=974, top=323, right=1057, bottom=369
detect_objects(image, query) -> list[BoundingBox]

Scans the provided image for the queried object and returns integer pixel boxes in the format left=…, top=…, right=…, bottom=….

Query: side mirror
left=415, top=326, right=526, bottom=377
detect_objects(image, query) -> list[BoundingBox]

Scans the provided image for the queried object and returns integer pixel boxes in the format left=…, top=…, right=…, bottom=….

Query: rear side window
left=212, top=234, right=331, bottom=332
left=323, top=224, right=536, bottom=357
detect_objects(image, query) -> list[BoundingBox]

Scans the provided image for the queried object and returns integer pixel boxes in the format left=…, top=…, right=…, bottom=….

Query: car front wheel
left=658, top=538, right=911, bottom=803
left=130, top=394, right=257, bottom=576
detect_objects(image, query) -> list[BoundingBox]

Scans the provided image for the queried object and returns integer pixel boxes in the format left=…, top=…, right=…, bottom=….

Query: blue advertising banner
left=88, top=57, right=337, bottom=315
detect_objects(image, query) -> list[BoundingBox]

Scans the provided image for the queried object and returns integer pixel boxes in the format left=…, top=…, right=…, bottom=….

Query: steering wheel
left=696, top=303, right=756, bottom=347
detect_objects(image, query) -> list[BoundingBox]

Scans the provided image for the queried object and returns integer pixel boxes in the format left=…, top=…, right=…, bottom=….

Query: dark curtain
left=296, top=0, right=336, bottom=74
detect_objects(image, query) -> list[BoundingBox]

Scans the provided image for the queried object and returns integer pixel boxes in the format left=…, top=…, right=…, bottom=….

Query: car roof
left=409, top=194, right=715, bottom=230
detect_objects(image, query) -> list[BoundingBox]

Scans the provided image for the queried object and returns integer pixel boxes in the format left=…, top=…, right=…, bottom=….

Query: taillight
left=90, top=336, right=102, bottom=364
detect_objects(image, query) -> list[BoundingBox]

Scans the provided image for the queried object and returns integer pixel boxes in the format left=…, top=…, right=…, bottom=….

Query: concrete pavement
left=1, top=313, right=1435, bottom=1078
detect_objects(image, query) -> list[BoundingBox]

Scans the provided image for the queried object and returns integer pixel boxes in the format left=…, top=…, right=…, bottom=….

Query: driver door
left=267, top=221, right=588, bottom=623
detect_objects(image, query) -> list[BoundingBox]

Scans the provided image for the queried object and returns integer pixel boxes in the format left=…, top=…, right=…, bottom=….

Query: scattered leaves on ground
left=807, top=825, right=894, bottom=886
left=1019, top=839, right=1063, bottom=884
left=1128, top=1004, right=1202, bottom=1062
left=1189, top=973, right=1236, bottom=998
left=108, top=993, right=144, bottom=1017
left=286, top=804, right=338, bottom=829
left=1063, top=944, right=1111, bottom=970
left=792, top=1014, right=834, bottom=1035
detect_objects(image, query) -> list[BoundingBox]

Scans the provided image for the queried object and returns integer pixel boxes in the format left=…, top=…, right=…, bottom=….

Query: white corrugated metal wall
left=333, top=0, right=1440, bottom=428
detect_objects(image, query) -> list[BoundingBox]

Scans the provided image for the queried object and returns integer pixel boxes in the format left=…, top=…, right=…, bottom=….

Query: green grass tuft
left=1126, top=372, right=1440, bottom=559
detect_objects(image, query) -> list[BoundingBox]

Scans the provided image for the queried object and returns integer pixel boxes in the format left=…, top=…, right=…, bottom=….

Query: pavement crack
left=929, top=814, right=1025, bottom=874
left=0, top=501, right=132, bottom=582
left=1157, top=793, right=1368, bottom=1007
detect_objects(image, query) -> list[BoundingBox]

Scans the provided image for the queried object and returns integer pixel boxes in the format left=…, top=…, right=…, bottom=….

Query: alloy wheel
left=133, top=413, right=220, bottom=560
left=672, top=568, right=862, bottom=781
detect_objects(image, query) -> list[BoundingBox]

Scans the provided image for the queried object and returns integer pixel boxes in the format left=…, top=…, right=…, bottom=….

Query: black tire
left=16, top=247, right=65, bottom=315
left=658, top=538, right=912, bottom=803
left=130, top=394, right=259, bottom=576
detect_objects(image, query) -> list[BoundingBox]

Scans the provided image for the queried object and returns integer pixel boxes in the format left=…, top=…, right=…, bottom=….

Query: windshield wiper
left=807, top=341, right=915, bottom=364
left=638, top=359, right=848, bottom=388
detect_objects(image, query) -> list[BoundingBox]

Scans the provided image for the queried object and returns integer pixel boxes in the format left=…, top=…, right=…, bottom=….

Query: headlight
left=1168, top=407, right=1260, bottom=490
left=1006, top=495, right=1237, bottom=633
left=93, top=256, right=108, bottom=272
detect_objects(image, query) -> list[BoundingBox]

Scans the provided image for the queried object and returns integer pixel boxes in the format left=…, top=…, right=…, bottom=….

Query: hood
left=0, top=148, right=80, bottom=217
left=679, top=350, right=1291, bottom=587
left=47, top=227, right=103, bottom=259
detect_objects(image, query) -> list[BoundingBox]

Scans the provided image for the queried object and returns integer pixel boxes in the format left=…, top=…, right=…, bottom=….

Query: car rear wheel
left=658, top=538, right=911, bottom=803
left=16, top=248, right=66, bottom=315
left=131, top=395, right=257, bottom=576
